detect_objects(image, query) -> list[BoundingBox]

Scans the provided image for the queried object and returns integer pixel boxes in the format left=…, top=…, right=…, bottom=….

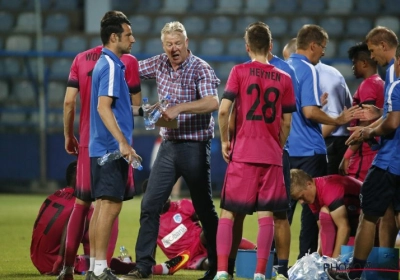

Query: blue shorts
left=90, top=157, right=133, bottom=201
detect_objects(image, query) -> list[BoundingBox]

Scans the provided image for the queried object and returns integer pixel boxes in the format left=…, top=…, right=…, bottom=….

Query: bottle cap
left=143, top=97, right=148, bottom=102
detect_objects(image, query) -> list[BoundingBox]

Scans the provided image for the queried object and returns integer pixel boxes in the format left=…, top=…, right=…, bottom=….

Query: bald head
left=283, top=38, right=297, bottom=60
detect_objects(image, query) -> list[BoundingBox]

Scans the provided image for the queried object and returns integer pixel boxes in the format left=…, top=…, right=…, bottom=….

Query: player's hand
left=359, top=127, right=375, bottom=141
left=119, top=142, right=140, bottom=165
left=337, top=106, right=362, bottom=125
left=338, top=157, right=349, bottom=176
left=221, top=141, right=231, bottom=163
left=345, top=126, right=364, bottom=145
left=354, top=104, right=382, bottom=121
left=65, top=136, right=79, bottom=155
left=320, top=92, right=328, bottom=107
left=47, top=255, right=63, bottom=275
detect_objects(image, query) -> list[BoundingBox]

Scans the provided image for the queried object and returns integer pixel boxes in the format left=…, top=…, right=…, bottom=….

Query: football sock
left=277, top=259, right=289, bottom=277
left=319, top=212, right=336, bottom=257
left=65, top=204, right=90, bottom=266
left=94, top=260, right=107, bottom=276
left=216, top=218, right=233, bottom=272
left=107, top=217, right=119, bottom=264
left=256, top=217, right=274, bottom=274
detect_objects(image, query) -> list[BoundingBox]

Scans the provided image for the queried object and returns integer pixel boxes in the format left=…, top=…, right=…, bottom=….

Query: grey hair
left=161, top=21, right=187, bottom=41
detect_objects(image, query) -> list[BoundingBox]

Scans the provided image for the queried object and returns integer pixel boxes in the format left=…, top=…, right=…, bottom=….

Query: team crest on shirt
left=173, top=214, right=182, bottom=223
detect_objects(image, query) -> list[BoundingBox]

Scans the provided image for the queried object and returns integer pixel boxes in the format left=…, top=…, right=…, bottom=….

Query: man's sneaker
left=84, top=271, right=94, bottom=280
left=272, top=274, right=288, bottom=280
left=326, top=269, right=360, bottom=280
left=213, top=272, right=229, bottom=280
left=254, top=273, right=265, bottom=280
left=92, top=268, right=122, bottom=280
left=57, top=268, right=74, bottom=280
left=165, top=250, right=190, bottom=275
left=124, top=268, right=151, bottom=279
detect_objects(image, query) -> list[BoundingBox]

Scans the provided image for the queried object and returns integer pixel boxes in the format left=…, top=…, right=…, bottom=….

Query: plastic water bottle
left=120, top=246, right=131, bottom=263
left=149, top=95, right=171, bottom=124
left=142, top=97, right=155, bottom=130
left=97, top=150, right=143, bottom=170
left=97, top=150, right=121, bottom=166
left=123, top=156, right=143, bottom=171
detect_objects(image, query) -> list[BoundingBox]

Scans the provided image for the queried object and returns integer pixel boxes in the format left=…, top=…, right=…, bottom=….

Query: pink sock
left=216, top=218, right=233, bottom=272
left=319, top=212, right=336, bottom=257
left=65, top=204, right=90, bottom=266
left=256, top=217, right=274, bottom=274
left=238, top=237, right=257, bottom=250
left=107, top=217, right=119, bottom=265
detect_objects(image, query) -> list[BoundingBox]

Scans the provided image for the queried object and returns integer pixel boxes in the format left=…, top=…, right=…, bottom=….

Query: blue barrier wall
left=0, top=133, right=228, bottom=193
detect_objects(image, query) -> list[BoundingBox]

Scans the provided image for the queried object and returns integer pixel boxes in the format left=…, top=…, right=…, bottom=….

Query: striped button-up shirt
left=139, top=52, right=220, bottom=141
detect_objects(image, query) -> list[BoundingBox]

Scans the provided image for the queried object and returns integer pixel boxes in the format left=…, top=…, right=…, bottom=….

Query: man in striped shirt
left=129, top=21, right=220, bottom=280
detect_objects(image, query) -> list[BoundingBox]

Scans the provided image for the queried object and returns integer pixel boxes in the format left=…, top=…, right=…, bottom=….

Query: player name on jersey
left=249, top=68, right=281, bottom=81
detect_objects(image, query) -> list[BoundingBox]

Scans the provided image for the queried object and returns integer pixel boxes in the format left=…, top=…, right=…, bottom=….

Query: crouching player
left=30, top=161, right=101, bottom=275
left=31, top=162, right=190, bottom=277
left=290, top=169, right=362, bottom=257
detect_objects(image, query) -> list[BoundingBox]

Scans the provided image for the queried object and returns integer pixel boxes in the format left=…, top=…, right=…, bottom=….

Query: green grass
left=0, top=194, right=301, bottom=280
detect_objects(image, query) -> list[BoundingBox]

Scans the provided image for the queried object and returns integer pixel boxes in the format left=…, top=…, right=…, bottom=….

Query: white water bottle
left=142, top=97, right=155, bottom=130
left=120, top=246, right=131, bottom=263
left=149, top=95, right=171, bottom=124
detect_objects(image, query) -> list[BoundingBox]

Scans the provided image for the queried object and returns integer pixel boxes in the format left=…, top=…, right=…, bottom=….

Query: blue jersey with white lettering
left=286, top=53, right=326, bottom=156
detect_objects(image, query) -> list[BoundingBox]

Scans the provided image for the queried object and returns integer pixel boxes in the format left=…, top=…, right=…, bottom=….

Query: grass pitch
left=0, top=194, right=301, bottom=279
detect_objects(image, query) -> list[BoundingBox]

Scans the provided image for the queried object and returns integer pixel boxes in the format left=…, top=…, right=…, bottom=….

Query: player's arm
left=131, top=91, right=142, bottom=107
left=346, top=117, right=384, bottom=145
left=49, top=218, right=69, bottom=274
left=97, top=96, right=138, bottom=162
left=63, top=87, right=79, bottom=155
left=339, top=144, right=360, bottom=175
left=302, top=105, right=359, bottom=126
left=163, top=95, right=219, bottom=121
left=330, top=205, right=350, bottom=258
left=280, top=113, right=292, bottom=148
left=219, top=98, right=234, bottom=163
left=228, top=102, right=236, bottom=141
left=362, top=111, right=400, bottom=140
